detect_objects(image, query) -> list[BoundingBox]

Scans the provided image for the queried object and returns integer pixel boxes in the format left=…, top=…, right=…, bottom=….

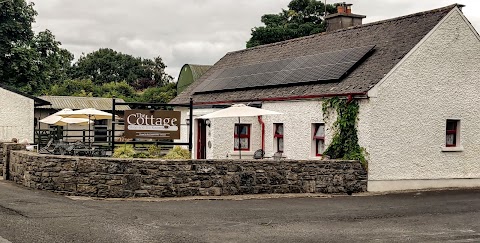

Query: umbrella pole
left=89, top=114, right=92, bottom=148
left=238, top=117, right=241, bottom=159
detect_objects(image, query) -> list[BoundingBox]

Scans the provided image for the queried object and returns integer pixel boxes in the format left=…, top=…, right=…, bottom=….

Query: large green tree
left=0, top=0, right=73, bottom=94
left=246, top=0, right=337, bottom=48
left=70, top=48, right=172, bottom=89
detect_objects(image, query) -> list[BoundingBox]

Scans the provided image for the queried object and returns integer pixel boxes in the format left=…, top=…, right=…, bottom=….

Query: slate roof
left=171, top=4, right=459, bottom=105
left=36, top=96, right=130, bottom=111
left=0, top=83, right=50, bottom=106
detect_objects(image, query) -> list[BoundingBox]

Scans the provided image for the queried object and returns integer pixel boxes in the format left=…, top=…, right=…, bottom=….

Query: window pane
left=315, top=124, right=325, bottom=137
left=235, top=125, right=248, bottom=135
left=278, top=137, right=284, bottom=152
left=275, top=124, right=284, bottom=135
left=446, top=120, right=457, bottom=131
left=316, top=139, right=325, bottom=155
left=446, top=134, right=456, bottom=146
left=234, top=138, right=249, bottom=150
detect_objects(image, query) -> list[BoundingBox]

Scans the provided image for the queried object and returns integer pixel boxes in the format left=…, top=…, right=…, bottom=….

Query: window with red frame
left=274, top=123, right=284, bottom=152
left=313, top=123, right=325, bottom=156
left=234, top=124, right=250, bottom=151
left=446, top=120, right=460, bottom=147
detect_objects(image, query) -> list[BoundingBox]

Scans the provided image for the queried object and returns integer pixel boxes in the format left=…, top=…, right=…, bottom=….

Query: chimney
left=325, top=3, right=366, bottom=32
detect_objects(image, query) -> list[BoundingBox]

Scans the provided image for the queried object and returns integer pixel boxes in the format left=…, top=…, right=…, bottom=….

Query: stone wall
left=2, top=143, right=26, bottom=179
left=8, top=151, right=367, bottom=198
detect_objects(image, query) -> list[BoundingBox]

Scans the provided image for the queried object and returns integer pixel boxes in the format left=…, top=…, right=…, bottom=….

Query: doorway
left=197, top=119, right=207, bottom=159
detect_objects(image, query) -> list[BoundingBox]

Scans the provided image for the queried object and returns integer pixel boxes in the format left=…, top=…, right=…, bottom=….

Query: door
left=197, top=119, right=207, bottom=159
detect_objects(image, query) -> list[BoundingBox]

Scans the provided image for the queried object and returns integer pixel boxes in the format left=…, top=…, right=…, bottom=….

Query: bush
left=163, top=146, right=191, bottom=160
left=113, top=144, right=136, bottom=158
left=133, top=152, right=150, bottom=158
left=147, top=145, right=163, bottom=158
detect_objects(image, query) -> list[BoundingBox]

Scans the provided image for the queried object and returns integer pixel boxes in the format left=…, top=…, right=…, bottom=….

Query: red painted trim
left=314, top=124, right=325, bottom=157
left=234, top=124, right=251, bottom=151
left=258, top=116, right=265, bottom=151
left=193, top=92, right=367, bottom=106
left=346, top=94, right=354, bottom=104
left=446, top=120, right=459, bottom=147
left=274, top=123, right=284, bottom=153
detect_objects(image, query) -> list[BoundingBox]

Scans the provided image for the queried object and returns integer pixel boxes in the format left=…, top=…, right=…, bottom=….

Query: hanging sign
left=124, top=110, right=181, bottom=139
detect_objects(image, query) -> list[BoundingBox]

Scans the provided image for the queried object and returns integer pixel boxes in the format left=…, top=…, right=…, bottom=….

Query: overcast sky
left=31, top=0, right=480, bottom=79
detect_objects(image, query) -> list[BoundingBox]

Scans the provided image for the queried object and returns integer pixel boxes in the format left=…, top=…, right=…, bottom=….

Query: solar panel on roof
left=193, top=45, right=375, bottom=94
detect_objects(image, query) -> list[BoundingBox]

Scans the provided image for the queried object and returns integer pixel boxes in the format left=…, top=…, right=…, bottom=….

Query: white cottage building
left=171, top=4, right=480, bottom=192
left=0, top=84, right=50, bottom=142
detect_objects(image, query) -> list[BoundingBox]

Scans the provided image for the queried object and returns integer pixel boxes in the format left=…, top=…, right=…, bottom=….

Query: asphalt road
left=0, top=180, right=479, bottom=243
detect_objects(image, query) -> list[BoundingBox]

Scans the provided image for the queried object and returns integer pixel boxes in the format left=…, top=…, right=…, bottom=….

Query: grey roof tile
left=171, top=4, right=458, bottom=105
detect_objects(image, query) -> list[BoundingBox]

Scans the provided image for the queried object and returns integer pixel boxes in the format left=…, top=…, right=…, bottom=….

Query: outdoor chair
left=72, top=140, right=87, bottom=149
left=38, top=138, right=55, bottom=154
left=64, top=144, right=76, bottom=155
left=253, top=149, right=265, bottom=159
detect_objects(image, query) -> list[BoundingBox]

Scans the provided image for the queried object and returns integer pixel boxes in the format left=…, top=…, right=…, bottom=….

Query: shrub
left=147, top=145, right=163, bottom=158
left=113, top=144, right=136, bottom=158
left=163, top=146, right=191, bottom=160
left=133, top=152, right=150, bottom=158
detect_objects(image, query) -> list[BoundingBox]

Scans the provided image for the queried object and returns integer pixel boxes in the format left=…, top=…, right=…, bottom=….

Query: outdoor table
left=73, top=148, right=96, bottom=157
left=53, top=141, right=70, bottom=155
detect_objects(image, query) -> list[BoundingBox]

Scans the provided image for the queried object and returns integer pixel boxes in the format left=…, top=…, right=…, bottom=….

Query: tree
left=246, top=0, right=337, bottom=48
left=71, top=49, right=172, bottom=89
left=0, top=0, right=36, bottom=86
left=137, top=83, right=177, bottom=104
left=46, top=79, right=177, bottom=103
left=0, top=1, right=73, bottom=94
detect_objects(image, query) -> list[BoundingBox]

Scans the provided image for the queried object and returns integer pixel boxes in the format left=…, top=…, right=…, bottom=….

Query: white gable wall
left=0, top=88, right=34, bottom=142
left=358, top=8, right=480, bottom=191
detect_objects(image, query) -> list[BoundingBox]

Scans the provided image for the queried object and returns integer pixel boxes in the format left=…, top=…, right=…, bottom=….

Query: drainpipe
left=257, top=116, right=265, bottom=151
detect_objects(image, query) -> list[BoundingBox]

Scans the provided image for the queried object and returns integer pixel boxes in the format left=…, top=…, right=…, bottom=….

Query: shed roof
left=0, top=83, right=50, bottom=106
left=177, top=64, right=213, bottom=93
left=171, top=4, right=459, bottom=105
left=37, top=96, right=130, bottom=111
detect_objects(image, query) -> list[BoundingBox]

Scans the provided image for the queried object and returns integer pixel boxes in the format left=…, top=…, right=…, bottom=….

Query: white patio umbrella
left=199, top=104, right=282, bottom=159
left=58, top=108, right=114, bottom=145
left=40, top=109, right=92, bottom=126
left=40, top=116, right=91, bottom=126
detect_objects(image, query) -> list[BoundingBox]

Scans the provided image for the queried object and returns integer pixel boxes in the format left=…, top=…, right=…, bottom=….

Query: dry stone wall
left=2, top=143, right=26, bottom=179
left=8, top=151, right=367, bottom=198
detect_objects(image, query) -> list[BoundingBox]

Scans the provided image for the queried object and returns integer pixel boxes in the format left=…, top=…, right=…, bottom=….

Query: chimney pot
left=325, top=3, right=366, bottom=32
left=346, top=5, right=352, bottom=14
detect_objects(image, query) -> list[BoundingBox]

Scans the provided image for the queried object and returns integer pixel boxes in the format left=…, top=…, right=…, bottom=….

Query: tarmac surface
left=0, top=179, right=479, bottom=243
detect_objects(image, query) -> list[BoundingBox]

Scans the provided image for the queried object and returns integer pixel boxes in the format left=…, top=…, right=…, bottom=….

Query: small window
left=234, top=124, right=250, bottom=151
left=274, top=123, right=284, bottom=153
left=446, top=120, right=460, bottom=147
left=313, top=124, right=325, bottom=156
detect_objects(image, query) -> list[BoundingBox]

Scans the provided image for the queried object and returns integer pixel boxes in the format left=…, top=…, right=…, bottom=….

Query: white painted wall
left=184, top=100, right=335, bottom=160
left=0, top=88, right=34, bottom=142
left=262, top=101, right=335, bottom=160
left=358, top=8, right=480, bottom=191
left=174, top=107, right=222, bottom=159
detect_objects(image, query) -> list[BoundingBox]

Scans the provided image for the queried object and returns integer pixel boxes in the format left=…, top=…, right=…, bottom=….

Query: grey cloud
left=31, top=0, right=480, bottom=78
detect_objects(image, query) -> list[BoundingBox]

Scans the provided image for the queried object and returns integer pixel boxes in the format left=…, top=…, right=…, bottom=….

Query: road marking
left=0, top=235, right=11, bottom=243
